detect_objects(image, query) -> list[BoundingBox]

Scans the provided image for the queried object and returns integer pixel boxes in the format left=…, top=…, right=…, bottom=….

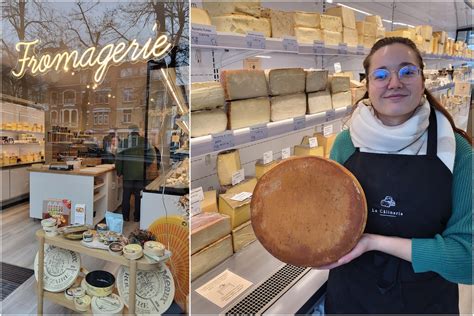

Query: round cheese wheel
left=251, top=156, right=367, bottom=267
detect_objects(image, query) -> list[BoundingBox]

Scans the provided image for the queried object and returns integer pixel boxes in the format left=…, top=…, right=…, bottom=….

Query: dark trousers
left=122, top=180, right=144, bottom=221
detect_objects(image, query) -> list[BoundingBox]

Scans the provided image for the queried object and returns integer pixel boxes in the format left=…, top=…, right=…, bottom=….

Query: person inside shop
left=322, top=37, right=472, bottom=314
left=102, top=128, right=119, bottom=164
left=115, top=125, right=155, bottom=222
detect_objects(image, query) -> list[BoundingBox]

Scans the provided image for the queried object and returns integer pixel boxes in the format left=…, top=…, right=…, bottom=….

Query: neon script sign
left=11, top=34, right=171, bottom=84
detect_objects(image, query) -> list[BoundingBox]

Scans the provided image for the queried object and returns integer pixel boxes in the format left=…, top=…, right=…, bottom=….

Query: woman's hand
left=317, top=234, right=412, bottom=270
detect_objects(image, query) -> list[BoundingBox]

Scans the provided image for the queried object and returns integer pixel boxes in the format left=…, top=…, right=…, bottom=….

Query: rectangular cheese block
left=433, top=31, right=447, bottom=44
left=358, top=35, right=376, bottom=48
left=356, top=21, right=376, bottom=37
left=343, top=27, right=358, bottom=47
left=330, top=76, right=350, bottom=93
left=234, top=1, right=262, bottom=17
left=265, top=68, right=306, bottom=96
left=255, top=159, right=278, bottom=179
left=191, top=109, right=227, bottom=138
left=320, top=14, right=342, bottom=32
left=325, top=6, right=356, bottom=29
left=191, top=7, right=212, bottom=25
left=262, top=9, right=294, bottom=38
left=201, top=190, right=218, bottom=213
left=191, top=234, right=233, bottom=281
left=191, top=212, right=231, bottom=254
left=294, top=145, right=324, bottom=157
left=218, top=194, right=251, bottom=228
left=228, top=97, right=270, bottom=130
left=293, top=11, right=320, bottom=28
left=334, top=71, right=354, bottom=81
left=294, top=27, right=322, bottom=44
left=315, top=133, right=337, bottom=157
left=415, top=25, right=432, bottom=40
left=202, top=2, right=261, bottom=17
left=191, top=81, right=225, bottom=111
left=308, top=90, right=332, bottom=114
left=224, top=177, right=257, bottom=195
left=211, top=15, right=271, bottom=37
left=322, top=30, right=342, bottom=46
left=351, top=87, right=367, bottom=105
left=220, top=70, right=268, bottom=100
left=365, top=15, right=383, bottom=28
left=232, top=221, right=257, bottom=252
left=305, top=69, right=328, bottom=93
left=270, top=93, right=307, bottom=122
left=332, top=91, right=352, bottom=109
left=217, top=149, right=241, bottom=186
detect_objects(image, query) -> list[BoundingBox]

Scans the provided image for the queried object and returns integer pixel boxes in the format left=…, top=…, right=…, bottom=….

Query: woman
left=323, top=37, right=472, bottom=314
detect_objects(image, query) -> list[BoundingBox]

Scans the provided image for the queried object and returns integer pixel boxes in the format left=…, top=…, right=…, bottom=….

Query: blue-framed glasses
left=369, top=65, right=421, bottom=87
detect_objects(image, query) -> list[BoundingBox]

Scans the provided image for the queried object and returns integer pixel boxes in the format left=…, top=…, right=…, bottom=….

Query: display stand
left=35, top=229, right=162, bottom=315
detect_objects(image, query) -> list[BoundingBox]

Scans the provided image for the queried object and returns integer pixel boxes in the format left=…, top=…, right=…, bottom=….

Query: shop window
left=94, top=91, right=109, bottom=104
left=122, top=110, right=132, bottom=123
left=123, top=88, right=134, bottom=102
left=63, top=90, right=76, bottom=106
left=51, top=92, right=58, bottom=105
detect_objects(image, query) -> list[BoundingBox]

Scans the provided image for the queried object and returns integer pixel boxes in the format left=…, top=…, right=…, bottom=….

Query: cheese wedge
left=315, top=133, right=337, bottom=157
left=332, top=91, right=352, bottom=109
left=191, top=7, right=212, bottom=25
left=265, top=68, right=306, bottom=96
left=330, top=76, right=350, bottom=93
left=294, top=11, right=320, bottom=28
left=322, top=30, right=342, bottom=46
left=294, top=27, right=322, bottom=44
left=191, top=81, right=225, bottom=111
left=191, top=235, right=233, bottom=281
left=262, top=9, right=294, bottom=38
left=326, top=6, right=356, bottom=29
left=211, top=15, right=271, bottom=37
left=228, top=97, right=270, bottom=130
left=270, top=93, right=307, bottom=122
left=232, top=221, right=257, bottom=252
left=308, top=90, right=332, bottom=114
left=217, top=149, right=241, bottom=186
left=191, top=109, right=227, bottom=137
left=219, top=194, right=251, bottom=228
left=221, top=70, right=268, bottom=100
left=305, top=69, right=328, bottom=93
left=191, top=212, right=231, bottom=254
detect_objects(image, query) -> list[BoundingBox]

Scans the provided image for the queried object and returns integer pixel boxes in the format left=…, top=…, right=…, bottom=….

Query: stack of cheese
left=306, top=69, right=332, bottom=114
left=294, top=12, right=343, bottom=45
left=433, top=31, right=447, bottom=55
left=221, top=70, right=271, bottom=129
left=326, top=6, right=357, bottom=47
left=356, top=17, right=377, bottom=48
left=190, top=81, right=227, bottom=137
left=416, top=25, right=433, bottom=54
left=266, top=68, right=307, bottom=121
left=203, top=1, right=271, bottom=37
left=330, top=74, right=352, bottom=109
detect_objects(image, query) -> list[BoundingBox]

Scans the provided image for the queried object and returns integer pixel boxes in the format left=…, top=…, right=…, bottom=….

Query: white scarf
left=350, top=99, right=456, bottom=173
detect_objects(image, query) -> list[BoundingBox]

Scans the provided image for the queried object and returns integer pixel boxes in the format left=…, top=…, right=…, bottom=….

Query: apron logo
left=380, top=196, right=396, bottom=208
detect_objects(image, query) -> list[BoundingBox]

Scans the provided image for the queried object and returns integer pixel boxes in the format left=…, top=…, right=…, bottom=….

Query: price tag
left=232, top=168, right=245, bottom=186
left=190, top=187, right=204, bottom=203
left=246, top=31, right=266, bottom=49
left=323, top=124, right=333, bottom=136
left=190, top=200, right=202, bottom=217
left=293, top=116, right=306, bottom=130
left=325, top=109, right=336, bottom=122
left=230, top=191, right=253, bottom=202
left=263, top=151, right=273, bottom=164
left=334, top=62, right=342, bottom=73
left=212, top=130, right=234, bottom=151
left=281, top=147, right=291, bottom=159
left=338, top=43, right=348, bottom=54
left=308, top=137, right=318, bottom=148
left=313, top=40, right=324, bottom=54
left=282, top=36, right=298, bottom=52
left=250, top=124, right=268, bottom=142
left=356, top=45, right=365, bottom=55
left=191, top=24, right=218, bottom=46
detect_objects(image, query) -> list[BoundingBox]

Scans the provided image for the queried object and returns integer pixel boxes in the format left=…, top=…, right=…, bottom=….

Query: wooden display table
left=35, top=230, right=161, bottom=315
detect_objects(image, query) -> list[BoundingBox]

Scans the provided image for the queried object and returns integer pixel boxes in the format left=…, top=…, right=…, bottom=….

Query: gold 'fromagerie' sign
left=11, top=33, right=171, bottom=84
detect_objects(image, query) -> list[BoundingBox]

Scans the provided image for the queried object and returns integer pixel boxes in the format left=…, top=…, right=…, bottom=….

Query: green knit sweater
left=330, top=130, right=473, bottom=284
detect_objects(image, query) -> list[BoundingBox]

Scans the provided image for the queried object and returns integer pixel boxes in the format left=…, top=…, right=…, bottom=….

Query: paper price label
left=281, top=147, right=291, bottom=159
left=334, top=62, right=342, bottom=73
left=212, top=130, right=234, bottom=151
left=356, top=45, right=365, bottom=55
left=230, top=191, right=253, bottom=202
left=246, top=32, right=266, bottom=49
left=190, top=187, right=204, bottom=203
left=308, top=137, right=318, bottom=148
left=282, top=36, right=298, bottom=52
left=323, top=124, right=333, bottom=136
left=191, top=24, right=218, bottom=46
left=338, top=43, right=348, bottom=54
left=263, top=151, right=273, bottom=164
left=250, top=124, right=268, bottom=142
left=293, top=116, right=306, bottom=130
left=325, top=109, right=336, bottom=122
left=232, top=169, right=245, bottom=186
left=190, top=201, right=202, bottom=217
left=313, top=40, right=324, bottom=54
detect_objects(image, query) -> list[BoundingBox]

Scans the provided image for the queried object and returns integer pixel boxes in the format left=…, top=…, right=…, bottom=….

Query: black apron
left=325, top=108, right=459, bottom=314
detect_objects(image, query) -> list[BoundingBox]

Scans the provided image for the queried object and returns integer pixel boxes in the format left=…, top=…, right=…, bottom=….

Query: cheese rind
left=330, top=76, right=350, bottom=93
left=262, top=9, right=294, bottom=38
left=294, top=27, right=322, bottom=44
left=191, top=7, right=212, bottom=25
left=217, top=149, right=242, bottom=186
left=305, top=69, right=328, bottom=93
left=201, top=190, right=218, bottom=213
left=270, top=93, right=307, bottom=122
left=356, top=21, right=376, bottom=37
left=255, top=159, right=278, bottom=179
left=320, top=14, right=342, bottom=32
left=332, top=91, right=352, bottom=109
left=191, top=109, right=227, bottom=138
left=224, top=177, right=258, bottom=195
left=232, top=221, right=257, bottom=252
left=191, top=212, right=231, bottom=254
left=191, top=81, right=225, bottom=111
left=293, top=12, right=320, bottom=28
left=294, top=145, right=324, bottom=157
left=265, top=68, right=306, bottom=96
left=228, top=97, right=270, bottom=129
left=211, top=15, right=271, bottom=37
left=191, top=235, right=233, bottom=281
left=325, top=6, right=356, bottom=29
left=343, top=27, right=358, bottom=47
left=322, top=30, right=342, bottom=46
left=308, top=90, right=332, bottom=114
left=221, top=70, right=268, bottom=100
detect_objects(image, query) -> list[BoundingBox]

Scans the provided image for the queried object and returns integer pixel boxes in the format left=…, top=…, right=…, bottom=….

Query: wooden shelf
left=93, top=182, right=105, bottom=190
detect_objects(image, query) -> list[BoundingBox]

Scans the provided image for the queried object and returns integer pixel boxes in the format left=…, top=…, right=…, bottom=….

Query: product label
left=190, top=187, right=204, bottom=203
left=190, top=201, right=202, bottom=217
left=313, top=40, right=324, bottom=54
left=250, top=124, right=268, bottom=142
left=263, top=151, right=273, bottom=164
left=191, top=24, right=218, bottom=46
left=356, top=45, right=365, bottom=55
left=246, top=32, right=266, bottom=49
left=230, top=192, right=253, bottom=202
left=293, top=116, right=306, bottom=130
left=281, top=147, right=291, bottom=159
left=325, top=109, right=336, bottom=122
left=282, top=36, right=298, bottom=52
left=338, top=43, right=348, bottom=54
left=308, top=137, right=318, bottom=148
left=212, top=130, right=234, bottom=151
left=231, top=169, right=245, bottom=186
left=334, top=62, right=342, bottom=73
left=323, top=124, right=333, bottom=136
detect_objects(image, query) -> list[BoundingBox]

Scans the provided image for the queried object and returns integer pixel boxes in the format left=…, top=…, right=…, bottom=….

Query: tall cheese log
left=216, top=149, right=241, bottom=186
left=320, top=14, right=342, bottom=32
left=228, top=97, right=270, bottom=129
left=191, top=81, right=225, bottom=111
left=191, top=109, right=227, bottom=138
left=295, top=27, right=322, bottom=44
left=221, top=70, right=268, bottom=100
left=211, top=15, right=271, bottom=37
left=325, top=6, right=356, bottom=29
left=308, top=90, right=332, bottom=114
left=270, top=93, right=307, bottom=122
left=191, top=7, right=212, bottom=25
left=305, top=69, right=328, bottom=93
left=265, top=68, right=306, bottom=96
left=293, top=11, right=321, bottom=28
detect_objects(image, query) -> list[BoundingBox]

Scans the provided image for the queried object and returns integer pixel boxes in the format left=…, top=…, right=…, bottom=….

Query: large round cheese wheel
left=250, top=156, right=367, bottom=267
